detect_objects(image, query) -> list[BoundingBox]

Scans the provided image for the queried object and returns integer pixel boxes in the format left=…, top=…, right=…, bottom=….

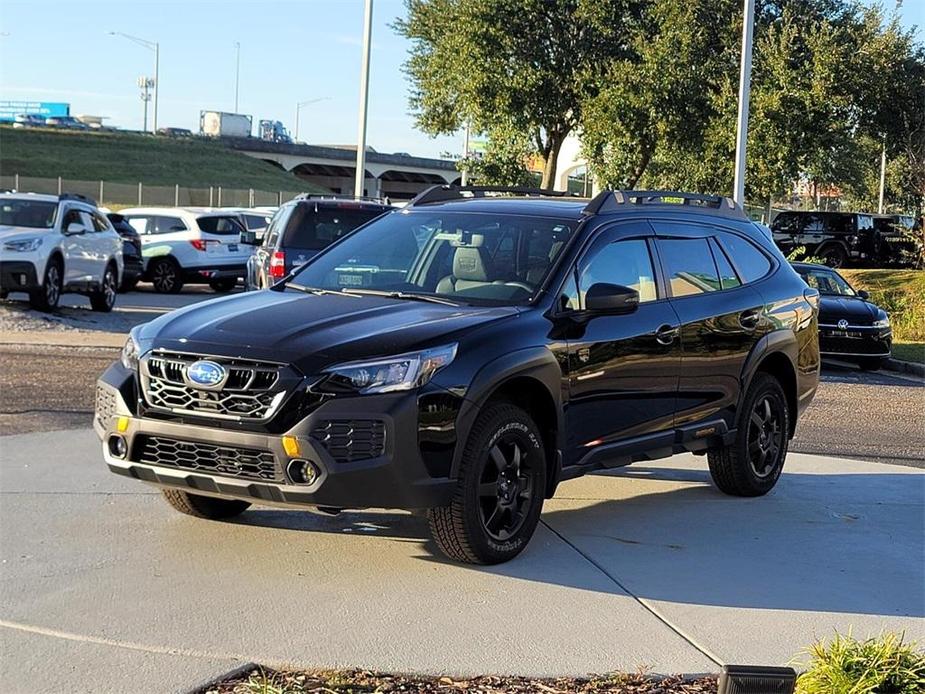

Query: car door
left=58, top=206, right=90, bottom=286
left=562, top=221, right=681, bottom=458
left=652, top=221, right=767, bottom=432
left=87, top=211, right=119, bottom=284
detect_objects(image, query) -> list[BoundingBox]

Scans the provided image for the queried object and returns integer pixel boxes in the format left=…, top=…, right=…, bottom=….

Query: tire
left=707, top=372, right=790, bottom=497
left=819, top=244, right=848, bottom=268
left=150, top=258, right=183, bottom=294
left=427, top=402, right=546, bottom=564
left=29, top=257, right=62, bottom=312
left=160, top=489, right=251, bottom=520
left=857, top=356, right=884, bottom=371
left=89, top=264, right=118, bottom=312
left=209, top=278, right=237, bottom=292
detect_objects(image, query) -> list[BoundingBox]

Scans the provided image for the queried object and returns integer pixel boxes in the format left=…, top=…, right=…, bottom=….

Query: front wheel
left=707, top=372, right=790, bottom=497
left=428, top=402, right=546, bottom=564
left=29, top=258, right=62, bottom=312
left=89, top=264, right=117, bottom=312
left=161, top=489, right=251, bottom=520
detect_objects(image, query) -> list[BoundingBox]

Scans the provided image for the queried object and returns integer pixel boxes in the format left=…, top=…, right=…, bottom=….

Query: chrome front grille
left=134, top=435, right=278, bottom=481
left=141, top=352, right=291, bottom=421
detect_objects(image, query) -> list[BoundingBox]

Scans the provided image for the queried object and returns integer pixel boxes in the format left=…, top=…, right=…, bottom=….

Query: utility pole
left=461, top=122, right=471, bottom=186
left=354, top=0, right=374, bottom=198
left=110, top=32, right=159, bottom=131
left=732, top=0, right=755, bottom=206
left=137, top=76, right=154, bottom=132
left=878, top=137, right=887, bottom=214
left=234, top=41, right=241, bottom=112
left=295, top=97, right=330, bottom=142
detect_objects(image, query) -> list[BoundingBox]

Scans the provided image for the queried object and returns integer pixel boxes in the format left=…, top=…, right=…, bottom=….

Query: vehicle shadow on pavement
left=226, top=465, right=924, bottom=618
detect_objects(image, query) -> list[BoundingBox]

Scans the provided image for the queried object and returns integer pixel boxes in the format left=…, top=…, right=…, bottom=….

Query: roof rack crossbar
left=409, top=184, right=580, bottom=207
left=582, top=189, right=744, bottom=219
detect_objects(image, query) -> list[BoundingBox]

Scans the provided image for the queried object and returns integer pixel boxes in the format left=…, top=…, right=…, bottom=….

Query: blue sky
left=0, top=0, right=921, bottom=160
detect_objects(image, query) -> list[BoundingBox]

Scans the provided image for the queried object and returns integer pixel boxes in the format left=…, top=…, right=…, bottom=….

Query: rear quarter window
left=718, top=234, right=772, bottom=284
left=198, top=216, right=244, bottom=235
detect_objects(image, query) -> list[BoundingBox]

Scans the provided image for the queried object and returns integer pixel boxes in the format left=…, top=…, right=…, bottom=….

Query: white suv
left=119, top=207, right=251, bottom=293
left=0, top=193, right=123, bottom=312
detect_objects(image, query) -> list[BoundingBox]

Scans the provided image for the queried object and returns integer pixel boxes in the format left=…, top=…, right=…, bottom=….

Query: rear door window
left=656, top=238, right=722, bottom=296
left=717, top=233, right=771, bottom=284
left=709, top=238, right=741, bottom=290
left=282, top=204, right=385, bottom=250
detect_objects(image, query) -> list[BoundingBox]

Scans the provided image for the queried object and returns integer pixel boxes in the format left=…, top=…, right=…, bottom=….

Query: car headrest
left=453, top=245, right=491, bottom=282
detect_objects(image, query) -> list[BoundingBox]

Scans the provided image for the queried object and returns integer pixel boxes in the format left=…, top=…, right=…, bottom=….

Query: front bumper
left=0, top=260, right=40, bottom=291
left=94, top=363, right=456, bottom=510
left=818, top=325, right=892, bottom=358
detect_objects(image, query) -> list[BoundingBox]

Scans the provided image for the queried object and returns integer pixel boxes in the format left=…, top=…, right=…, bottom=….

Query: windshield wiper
left=286, top=284, right=359, bottom=297
left=341, top=288, right=460, bottom=306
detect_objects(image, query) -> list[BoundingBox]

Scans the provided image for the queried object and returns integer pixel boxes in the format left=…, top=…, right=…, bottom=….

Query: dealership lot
left=1, top=430, right=922, bottom=693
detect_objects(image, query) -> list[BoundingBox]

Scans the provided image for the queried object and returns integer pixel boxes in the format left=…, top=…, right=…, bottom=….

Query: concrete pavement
left=1, top=429, right=923, bottom=693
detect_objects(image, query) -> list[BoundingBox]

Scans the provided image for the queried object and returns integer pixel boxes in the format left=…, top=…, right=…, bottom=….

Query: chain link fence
left=0, top=174, right=305, bottom=210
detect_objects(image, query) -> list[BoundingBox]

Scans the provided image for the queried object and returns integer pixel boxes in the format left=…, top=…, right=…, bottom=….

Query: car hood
left=817, top=295, right=881, bottom=325
left=0, top=225, right=53, bottom=241
left=137, top=288, right=519, bottom=373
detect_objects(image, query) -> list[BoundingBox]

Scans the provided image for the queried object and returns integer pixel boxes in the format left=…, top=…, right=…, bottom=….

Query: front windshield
left=0, top=199, right=58, bottom=229
left=289, top=210, right=576, bottom=305
left=798, top=267, right=856, bottom=296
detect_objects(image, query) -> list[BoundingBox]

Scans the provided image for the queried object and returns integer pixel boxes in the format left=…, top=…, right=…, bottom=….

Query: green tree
left=395, top=0, right=632, bottom=189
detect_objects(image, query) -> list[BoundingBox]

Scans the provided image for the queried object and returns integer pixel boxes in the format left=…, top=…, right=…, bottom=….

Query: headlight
left=3, top=237, right=43, bottom=252
left=121, top=334, right=140, bottom=370
left=321, top=343, right=458, bottom=395
left=872, top=317, right=890, bottom=329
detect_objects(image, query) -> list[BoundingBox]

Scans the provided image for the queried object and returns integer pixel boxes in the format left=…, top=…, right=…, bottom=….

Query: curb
left=183, top=662, right=257, bottom=694
left=884, top=358, right=925, bottom=378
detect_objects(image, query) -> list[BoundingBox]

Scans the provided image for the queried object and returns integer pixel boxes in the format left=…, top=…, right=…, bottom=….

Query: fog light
left=287, top=459, right=319, bottom=485
left=282, top=435, right=301, bottom=457
left=108, top=435, right=127, bottom=459
left=718, top=665, right=796, bottom=694
left=116, top=416, right=129, bottom=432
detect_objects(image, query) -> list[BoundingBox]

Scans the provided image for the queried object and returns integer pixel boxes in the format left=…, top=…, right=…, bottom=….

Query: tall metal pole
left=732, top=0, right=755, bottom=205
left=878, top=137, right=887, bottom=214
left=461, top=122, right=471, bottom=186
left=354, top=0, right=374, bottom=198
left=153, top=42, right=160, bottom=132
left=234, top=42, right=241, bottom=112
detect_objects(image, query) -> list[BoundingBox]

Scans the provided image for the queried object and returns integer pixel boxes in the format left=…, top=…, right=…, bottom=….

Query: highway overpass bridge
left=225, top=138, right=461, bottom=199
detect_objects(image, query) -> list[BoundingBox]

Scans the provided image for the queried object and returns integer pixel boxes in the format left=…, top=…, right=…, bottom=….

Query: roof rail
left=59, top=192, right=98, bottom=206
left=293, top=193, right=391, bottom=205
left=583, top=190, right=745, bottom=219
left=409, top=184, right=581, bottom=207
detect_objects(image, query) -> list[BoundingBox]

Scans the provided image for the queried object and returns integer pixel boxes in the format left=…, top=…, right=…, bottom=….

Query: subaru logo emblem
left=187, top=360, right=225, bottom=387
left=837, top=319, right=849, bottom=330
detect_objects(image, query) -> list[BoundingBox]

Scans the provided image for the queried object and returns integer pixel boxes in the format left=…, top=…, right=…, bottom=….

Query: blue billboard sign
left=0, top=101, right=70, bottom=122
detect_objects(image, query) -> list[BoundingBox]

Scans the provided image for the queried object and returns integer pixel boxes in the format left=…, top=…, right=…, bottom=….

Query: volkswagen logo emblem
left=186, top=360, right=226, bottom=387
left=837, top=319, right=849, bottom=330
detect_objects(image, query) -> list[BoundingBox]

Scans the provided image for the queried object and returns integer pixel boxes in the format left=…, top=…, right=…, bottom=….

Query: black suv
left=242, top=195, right=392, bottom=290
left=95, top=187, right=820, bottom=564
left=771, top=210, right=875, bottom=267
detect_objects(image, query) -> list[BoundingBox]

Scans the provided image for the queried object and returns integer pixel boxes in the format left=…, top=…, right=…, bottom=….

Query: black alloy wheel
left=747, top=394, right=784, bottom=479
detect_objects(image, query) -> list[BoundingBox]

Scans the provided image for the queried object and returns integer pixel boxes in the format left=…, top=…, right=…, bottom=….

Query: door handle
left=739, top=309, right=761, bottom=329
left=655, top=324, right=679, bottom=345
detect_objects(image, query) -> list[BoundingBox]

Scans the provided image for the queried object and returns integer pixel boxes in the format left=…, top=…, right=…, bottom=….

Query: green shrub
left=795, top=632, right=925, bottom=694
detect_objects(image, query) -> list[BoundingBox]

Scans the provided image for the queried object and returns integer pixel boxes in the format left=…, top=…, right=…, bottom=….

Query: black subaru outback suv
left=95, top=187, right=820, bottom=564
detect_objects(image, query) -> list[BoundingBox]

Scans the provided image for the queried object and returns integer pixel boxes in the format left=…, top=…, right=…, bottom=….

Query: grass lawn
left=840, top=269, right=924, bottom=363
left=0, top=126, right=324, bottom=192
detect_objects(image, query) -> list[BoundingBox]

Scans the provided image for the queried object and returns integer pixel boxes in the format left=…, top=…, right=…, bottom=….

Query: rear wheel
left=819, top=244, right=848, bottom=268
left=89, top=264, right=117, bottom=312
left=29, top=257, right=62, bottom=312
left=707, top=372, right=790, bottom=497
left=150, top=258, right=183, bottom=294
left=428, top=403, right=546, bottom=564
left=209, top=278, right=237, bottom=292
left=160, top=489, right=250, bottom=520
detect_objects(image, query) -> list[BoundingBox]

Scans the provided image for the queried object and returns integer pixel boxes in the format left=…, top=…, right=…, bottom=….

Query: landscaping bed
left=203, top=669, right=717, bottom=694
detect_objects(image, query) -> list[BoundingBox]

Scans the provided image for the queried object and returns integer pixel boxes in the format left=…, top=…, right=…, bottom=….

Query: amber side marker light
left=282, top=436, right=301, bottom=457
left=718, top=665, right=796, bottom=694
left=116, top=416, right=129, bottom=433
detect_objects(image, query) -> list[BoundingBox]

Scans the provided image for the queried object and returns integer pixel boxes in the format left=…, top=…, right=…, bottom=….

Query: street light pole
left=234, top=41, right=241, bottom=112
left=109, top=31, right=159, bottom=131
left=461, top=121, right=471, bottom=186
left=354, top=0, right=374, bottom=198
left=732, top=0, right=755, bottom=206
left=295, top=97, right=330, bottom=142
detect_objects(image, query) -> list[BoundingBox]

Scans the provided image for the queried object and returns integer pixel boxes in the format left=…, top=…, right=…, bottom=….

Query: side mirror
left=64, top=222, right=86, bottom=236
left=857, top=289, right=870, bottom=300
left=239, top=230, right=259, bottom=246
left=584, top=283, right=639, bottom=313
